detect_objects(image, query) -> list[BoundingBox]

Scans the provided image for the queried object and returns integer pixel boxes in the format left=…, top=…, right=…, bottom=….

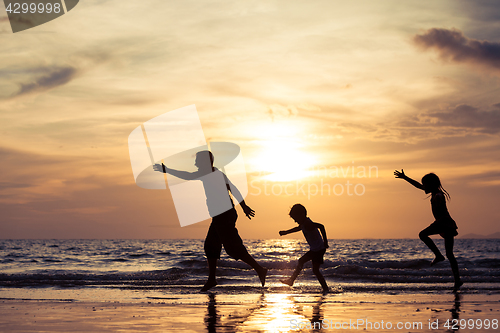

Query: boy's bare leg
left=313, top=262, right=329, bottom=292
left=200, top=258, right=218, bottom=292
left=281, top=257, right=307, bottom=286
left=239, top=252, right=268, bottom=286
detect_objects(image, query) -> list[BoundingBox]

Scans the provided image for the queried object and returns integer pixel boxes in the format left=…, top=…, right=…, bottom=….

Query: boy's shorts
left=300, top=248, right=326, bottom=264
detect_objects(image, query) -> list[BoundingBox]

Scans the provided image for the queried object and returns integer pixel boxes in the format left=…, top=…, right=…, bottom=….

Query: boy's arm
left=153, top=163, right=200, bottom=180
left=313, top=222, right=329, bottom=248
left=279, top=226, right=302, bottom=236
left=394, top=169, right=425, bottom=191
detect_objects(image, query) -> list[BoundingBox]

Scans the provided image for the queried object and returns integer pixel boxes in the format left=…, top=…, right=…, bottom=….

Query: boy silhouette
left=154, top=150, right=267, bottom=291
left=279, top=204, right=329, bottom=292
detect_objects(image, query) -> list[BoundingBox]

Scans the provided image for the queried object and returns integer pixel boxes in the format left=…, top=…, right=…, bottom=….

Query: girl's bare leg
left=419, top=228, right=445, bottom=265
left=444, top=237, right=462, bottom=291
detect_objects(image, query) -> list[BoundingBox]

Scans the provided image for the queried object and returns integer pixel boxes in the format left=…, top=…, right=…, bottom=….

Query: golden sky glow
left=1, top=0, right=499, bottom=239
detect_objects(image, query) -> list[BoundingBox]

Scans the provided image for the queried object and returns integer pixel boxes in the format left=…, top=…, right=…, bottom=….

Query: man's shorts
left=300, top=248, right=326, bottom=265
left=204, top=208, right=249, bottom=260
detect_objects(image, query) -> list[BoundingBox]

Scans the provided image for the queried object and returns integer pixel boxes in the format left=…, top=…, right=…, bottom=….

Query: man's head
left=195, top=150, right=214, bottom=171
left=289, top=203, right=307, bottom=224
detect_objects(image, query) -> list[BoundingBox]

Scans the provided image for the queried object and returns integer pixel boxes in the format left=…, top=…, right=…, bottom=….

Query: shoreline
left=1, top=281, right=499, bottom=302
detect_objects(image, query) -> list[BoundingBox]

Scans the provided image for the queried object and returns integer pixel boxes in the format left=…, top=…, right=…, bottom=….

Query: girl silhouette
left=395, top=170, right=462, bottom=292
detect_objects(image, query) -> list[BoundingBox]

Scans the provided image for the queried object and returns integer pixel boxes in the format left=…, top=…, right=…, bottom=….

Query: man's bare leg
left=201, top=258, right=218, bottom=292
left=240, top=252, right=268, bottom=287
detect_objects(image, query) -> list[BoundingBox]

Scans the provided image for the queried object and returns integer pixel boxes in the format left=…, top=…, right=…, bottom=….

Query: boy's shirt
left=301, top=218, right=325, bottom=252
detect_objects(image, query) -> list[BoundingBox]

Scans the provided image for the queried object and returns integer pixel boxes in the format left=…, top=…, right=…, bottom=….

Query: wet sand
left=1, top=292, right=499, bottom=332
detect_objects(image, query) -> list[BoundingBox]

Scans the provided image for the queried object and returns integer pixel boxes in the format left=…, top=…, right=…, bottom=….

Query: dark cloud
left=413, top=28, right=500, bottom=70
left=425, top=104, right=500, bottom=133
left=3, top=51, right=110, bottom=99
left=14, top=66, right=78, bottom=97
left=335, top=103, right=500, bottom=143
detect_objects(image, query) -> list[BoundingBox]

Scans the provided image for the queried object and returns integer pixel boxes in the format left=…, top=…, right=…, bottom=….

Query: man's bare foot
left=200, top=279, right=217, bottom=292
left=258, top=267, right=268, bottom=287
left=453, top=280, right=463, bottom=293
left=280, top=278, right=293, bottom=287
left=431, top=255, right=445, bottom=266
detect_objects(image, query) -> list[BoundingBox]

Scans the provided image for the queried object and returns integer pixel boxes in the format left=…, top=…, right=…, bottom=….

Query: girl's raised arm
left=394, top=169, right=425, bottom=190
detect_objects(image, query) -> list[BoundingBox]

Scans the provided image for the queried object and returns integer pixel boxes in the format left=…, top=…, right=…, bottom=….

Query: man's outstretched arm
left=153, top=163, right=200, bottom=180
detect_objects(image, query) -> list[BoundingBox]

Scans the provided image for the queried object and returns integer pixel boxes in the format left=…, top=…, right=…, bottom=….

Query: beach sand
left=1, top=292, right=499, bottom=332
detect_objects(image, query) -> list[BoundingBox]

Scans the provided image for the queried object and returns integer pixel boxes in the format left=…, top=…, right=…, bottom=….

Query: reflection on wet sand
left=449, top=293, right=461, bottom=332
left=205, top=293, right=266, bottom=333
left=205, top=293, right=326, bottom=332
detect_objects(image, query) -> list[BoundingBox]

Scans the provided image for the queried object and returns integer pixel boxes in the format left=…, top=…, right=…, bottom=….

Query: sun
left=250, top=122, right=317, bottom=182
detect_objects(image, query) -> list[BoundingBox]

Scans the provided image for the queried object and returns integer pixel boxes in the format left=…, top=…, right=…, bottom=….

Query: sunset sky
left=1, top=0, right=499, bottom=239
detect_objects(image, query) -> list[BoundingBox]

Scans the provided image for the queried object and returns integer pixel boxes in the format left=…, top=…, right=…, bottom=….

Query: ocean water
left=0, top=239, right=499, bottom=300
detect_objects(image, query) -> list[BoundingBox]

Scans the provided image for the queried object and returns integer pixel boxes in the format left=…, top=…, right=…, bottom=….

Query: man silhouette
left=154, top=150, right=267, bottom=291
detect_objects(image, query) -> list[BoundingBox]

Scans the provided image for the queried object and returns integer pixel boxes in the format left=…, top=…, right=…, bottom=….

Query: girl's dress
left=427, top=191, right=458, bottom=237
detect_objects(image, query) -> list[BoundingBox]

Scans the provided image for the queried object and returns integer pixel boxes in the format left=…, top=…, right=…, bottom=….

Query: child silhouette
left=279, top=204, right=329, bottom=293
left=395, top=169, right=462, bottom=292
